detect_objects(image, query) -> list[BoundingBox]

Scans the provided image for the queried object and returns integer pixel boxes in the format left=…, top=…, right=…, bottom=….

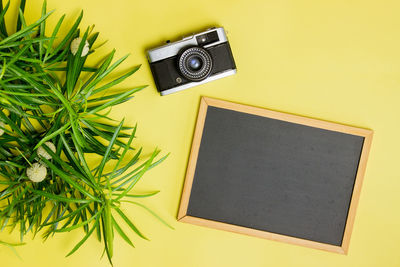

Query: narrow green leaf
left=104, top=200, right=113, bottom=258
left=69, top=134, right=96, bottom=184
left=0, top=240, right=25, bottom=247
left=39, top=0, right=47, bottom=60
left=113, top=191, right=159, bottom=198
left=43, top=14, right=65, bottom=62
left=66, top=215, right=99, bottom=257
left=0, top=1, right=10, bottom=36
left=87, top=91, right=134, bottom=105
left=34, top=122, right=71, bottom=150
left=3, top=161, right=25, bottom=168
left=16, top=0, right=26, bottom=31
left=85, top=86, right=145, bottom=115
left=111, top=215, right=134, bottom=247
left=66, top=27, right=90, bottom=98
left=29, top=189, right=91, bottom=203
left=101, top=213, right=113, bottom=266
left=70, top=119, right=86, bottom=149
left=114, top=207, right=148, bottom=240
left=121, top=201, right=174, bottom=230
left=90, top=65, right=141, bottom=96
left=96, top=119, right=124, bottom=180
left=46, top=66, right=97, bottom=72
left=0, top=91, right=51, bottom=97
left=0, top=181, right=18, bottom=185
left=0, top=37, right=51, bottom=49
left=55, top=207, right=102, bottom=233
left=112, top=125, right=136, bottom=174
left=48, top=11, right=83, bottom=59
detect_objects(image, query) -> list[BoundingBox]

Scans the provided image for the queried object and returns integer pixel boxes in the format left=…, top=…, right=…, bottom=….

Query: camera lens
left=178, top=47, right=212, bottom=82
left=187, top=56, right=202, bottom=71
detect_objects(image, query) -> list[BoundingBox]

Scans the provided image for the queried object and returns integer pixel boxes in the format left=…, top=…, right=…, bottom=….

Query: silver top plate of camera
left=147, top=27, right=228, bottom=63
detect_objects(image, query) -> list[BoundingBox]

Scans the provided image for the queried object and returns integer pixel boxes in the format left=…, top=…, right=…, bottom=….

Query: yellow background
left=1, top=0, right=400, bottom=266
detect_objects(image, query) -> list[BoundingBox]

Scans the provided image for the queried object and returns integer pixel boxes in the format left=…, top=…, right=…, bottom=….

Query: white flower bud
left=0, top=121, right=4, bottom=136
left=37, top=141, right=56, bottom=160
left=70, top=37, right=90, bottom=57
left=27, top=163, right=47, bottom=183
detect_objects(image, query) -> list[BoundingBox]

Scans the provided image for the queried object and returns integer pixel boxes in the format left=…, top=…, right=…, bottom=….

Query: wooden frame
left=178, top=96, right=373, bottom=254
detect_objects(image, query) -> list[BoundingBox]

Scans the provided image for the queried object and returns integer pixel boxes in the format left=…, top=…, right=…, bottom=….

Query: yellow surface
left=1, top=0, right=400, bottom=266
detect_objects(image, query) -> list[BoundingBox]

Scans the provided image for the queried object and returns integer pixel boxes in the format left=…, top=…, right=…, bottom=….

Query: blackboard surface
left=186, top=106, right=364, bottom=246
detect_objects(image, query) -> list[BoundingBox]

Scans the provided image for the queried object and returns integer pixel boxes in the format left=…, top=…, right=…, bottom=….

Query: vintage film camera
left=147, top=27, right=236, bottom=95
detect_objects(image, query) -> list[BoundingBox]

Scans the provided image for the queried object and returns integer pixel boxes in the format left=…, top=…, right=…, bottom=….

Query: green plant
left=0, top=0, right=170, bottom=265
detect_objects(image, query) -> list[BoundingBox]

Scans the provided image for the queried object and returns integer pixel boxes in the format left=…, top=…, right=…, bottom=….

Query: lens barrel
left=178, top=47, right=213, bottom=82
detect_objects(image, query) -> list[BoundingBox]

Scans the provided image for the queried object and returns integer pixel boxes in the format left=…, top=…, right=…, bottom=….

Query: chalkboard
left=178, top=97, right=373, bottom=254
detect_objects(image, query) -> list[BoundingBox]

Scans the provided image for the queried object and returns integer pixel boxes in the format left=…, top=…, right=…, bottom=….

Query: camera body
left=147, top=27, right=236, bottom=95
